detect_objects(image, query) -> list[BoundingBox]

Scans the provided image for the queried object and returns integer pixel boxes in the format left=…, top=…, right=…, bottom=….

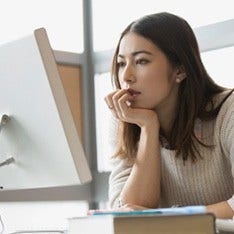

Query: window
left=95, top=73, right=116, bottom=171
left=0, top=0, right=83, bottom=52
left=201, top=46, right=234, bottom=88
left=92, top=0, right=234, bottom=52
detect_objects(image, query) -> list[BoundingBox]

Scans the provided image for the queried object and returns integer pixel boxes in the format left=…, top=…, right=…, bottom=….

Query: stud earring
left=176, top=78, right=181, bottom=83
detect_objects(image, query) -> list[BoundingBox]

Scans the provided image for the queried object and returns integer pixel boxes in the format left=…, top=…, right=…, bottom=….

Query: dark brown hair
left=111, top=12, right=233, bottom=162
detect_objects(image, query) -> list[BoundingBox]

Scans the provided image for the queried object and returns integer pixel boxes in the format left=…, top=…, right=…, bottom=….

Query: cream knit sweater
left=108, top=91, right=234, bottom=209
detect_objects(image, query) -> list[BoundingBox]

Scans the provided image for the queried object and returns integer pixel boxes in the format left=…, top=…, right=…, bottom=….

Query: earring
left=176, top=78, right=181, bottom=83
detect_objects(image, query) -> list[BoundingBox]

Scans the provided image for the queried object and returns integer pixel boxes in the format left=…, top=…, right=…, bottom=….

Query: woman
left=104, top=12, right=234, bottom=219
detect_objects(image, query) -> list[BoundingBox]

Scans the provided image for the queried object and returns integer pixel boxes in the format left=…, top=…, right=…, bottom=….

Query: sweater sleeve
left=108, top=158, right=132, bottom=209
left=227, top=195, right=234, bottom=212
left=220, top=93, right=234, bottom=211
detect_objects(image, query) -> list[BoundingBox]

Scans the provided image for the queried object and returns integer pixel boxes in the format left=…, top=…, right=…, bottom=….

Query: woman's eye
left=136, top=59, right=149, bottom=65
left=117, top=61, right=125, bottom=67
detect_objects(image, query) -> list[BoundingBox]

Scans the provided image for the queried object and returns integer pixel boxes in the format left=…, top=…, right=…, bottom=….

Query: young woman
left=104, top=12, right=234, bottom=219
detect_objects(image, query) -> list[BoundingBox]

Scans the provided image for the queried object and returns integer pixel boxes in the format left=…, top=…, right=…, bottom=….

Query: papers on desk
left=216, top=218, right=234, bottom=233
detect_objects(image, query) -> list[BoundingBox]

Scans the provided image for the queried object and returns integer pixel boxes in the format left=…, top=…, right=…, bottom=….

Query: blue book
left=88, top=205, right=207, bottom=216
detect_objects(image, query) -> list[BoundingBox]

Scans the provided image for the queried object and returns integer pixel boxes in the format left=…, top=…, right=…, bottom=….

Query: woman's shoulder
left=214, top=89, right=234, bottom=111
left=214, top=90, right=234, bottom=155
left=109, top=157, right=134, bottom=172
left=214, top=89, right=234, bottom=123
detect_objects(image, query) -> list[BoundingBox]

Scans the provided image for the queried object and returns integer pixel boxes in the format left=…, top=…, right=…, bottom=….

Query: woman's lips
left=127, top=88, right=141, bottom=97
left=126, top=89, right=141, bottom=106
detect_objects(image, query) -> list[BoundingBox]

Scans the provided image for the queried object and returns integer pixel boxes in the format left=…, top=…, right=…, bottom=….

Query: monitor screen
left=0, top=28, right=92, bottom=190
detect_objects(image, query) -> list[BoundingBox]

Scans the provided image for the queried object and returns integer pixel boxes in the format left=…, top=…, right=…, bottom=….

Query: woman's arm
left=207, top=94, right=234, bottom=218
left=106, top=89, right=162, bottom=208
left=206, top=201, right=234, bottom=219
left=210, top=92, right=234, bottom=219
left=120, top=121, right=161, bottom=208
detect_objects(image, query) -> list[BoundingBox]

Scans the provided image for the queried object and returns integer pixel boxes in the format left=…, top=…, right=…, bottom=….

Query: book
left=88, top=205, right=207, bottom=216
left=68, top=206, right=215, bottom=234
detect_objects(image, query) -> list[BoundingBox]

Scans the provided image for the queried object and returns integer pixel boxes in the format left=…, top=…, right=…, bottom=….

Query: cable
left=0, top=215, right=5, bottom=234
left=9, top=231, right=65, bottom=234
left=0, top=157, right=15, bottom=167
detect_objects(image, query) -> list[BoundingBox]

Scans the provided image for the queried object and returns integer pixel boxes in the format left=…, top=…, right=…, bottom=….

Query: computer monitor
left=0, top=28, right=92, bottom=190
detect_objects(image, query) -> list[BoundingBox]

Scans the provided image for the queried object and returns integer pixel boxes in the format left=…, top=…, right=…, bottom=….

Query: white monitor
left=0, top=28, right=92, bottom=190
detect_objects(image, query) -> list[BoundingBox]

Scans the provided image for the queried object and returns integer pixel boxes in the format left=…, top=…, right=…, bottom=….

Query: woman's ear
left=175, top=65, right=186, bottom=83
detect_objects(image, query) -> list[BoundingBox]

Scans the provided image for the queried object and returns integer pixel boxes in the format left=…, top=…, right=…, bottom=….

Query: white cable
left=0, top=215, right=5, bottom=234
left=9, top=231, right=65, bottom=234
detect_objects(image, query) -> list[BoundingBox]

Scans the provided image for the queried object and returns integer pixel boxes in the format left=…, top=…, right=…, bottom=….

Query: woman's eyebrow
left=132, top=50, right=153, bottom=56
left=118, top=50, right=153, bottom=58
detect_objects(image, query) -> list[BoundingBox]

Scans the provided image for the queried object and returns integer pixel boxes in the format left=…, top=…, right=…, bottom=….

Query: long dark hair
left=111, top=12, right=232, bottom=162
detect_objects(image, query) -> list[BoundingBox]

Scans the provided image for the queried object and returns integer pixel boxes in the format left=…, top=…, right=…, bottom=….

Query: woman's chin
left=130, top=103, right=155, bottom=110
left=130, top=103, right=145, bottom=109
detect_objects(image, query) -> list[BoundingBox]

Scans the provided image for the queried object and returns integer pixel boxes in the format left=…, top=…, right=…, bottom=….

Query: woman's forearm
left=206, top=201, right=234, bottom=219
left=120, top=124, right=161, bottom=208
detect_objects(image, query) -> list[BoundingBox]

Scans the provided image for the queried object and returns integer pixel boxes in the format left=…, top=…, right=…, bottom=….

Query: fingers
left=104, top=90, right=118, bottom=118
left=104, top=90, right=116, bottom=109
left=118, top=93, right=132, bottom=114
left=104, top=89, right=132, bottom=120
left=104, top=89, right=160, bottom=128
left=112, top=90, right=130, bottom=119
left=115, top=93, right=132, bottom=120
left=117, top=203, right=149, bottom=211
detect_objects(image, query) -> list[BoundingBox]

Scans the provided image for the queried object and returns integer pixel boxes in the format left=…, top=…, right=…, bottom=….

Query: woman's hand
left=104, top=89, right=159, bottom=128
left=117, top=203, right=150, bottom=211
left=87, top=204, right=150, bottom=216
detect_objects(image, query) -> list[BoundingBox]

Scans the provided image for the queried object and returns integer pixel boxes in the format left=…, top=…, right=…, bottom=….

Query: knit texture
left=108, top=91, right=234, bottom=209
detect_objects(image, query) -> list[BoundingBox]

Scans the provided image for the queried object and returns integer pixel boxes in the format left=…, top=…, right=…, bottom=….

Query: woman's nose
left=122, top=66, right=136, bottom=83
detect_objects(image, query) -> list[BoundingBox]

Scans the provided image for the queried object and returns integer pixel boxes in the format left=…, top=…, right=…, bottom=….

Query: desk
left=0, top=201, right=87, bottom=234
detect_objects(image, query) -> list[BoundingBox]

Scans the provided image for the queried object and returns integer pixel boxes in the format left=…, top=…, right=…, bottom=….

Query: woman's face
left=117, top=32, right=181, bottom=112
